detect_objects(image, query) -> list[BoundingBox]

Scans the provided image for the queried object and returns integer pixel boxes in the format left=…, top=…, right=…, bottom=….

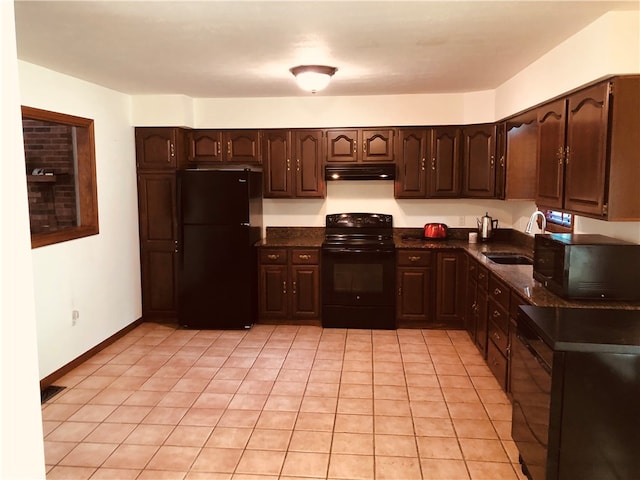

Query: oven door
left=322, top=247, right=395, bottom=307
left=321, top=246, right=396, bottom=329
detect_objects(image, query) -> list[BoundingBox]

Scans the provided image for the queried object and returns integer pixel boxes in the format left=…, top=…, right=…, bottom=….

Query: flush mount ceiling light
left=290, top=65, right=338, bottom=94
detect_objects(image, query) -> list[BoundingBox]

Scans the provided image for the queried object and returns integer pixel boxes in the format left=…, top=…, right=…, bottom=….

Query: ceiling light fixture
left=290, top=65, right=338, bottom=94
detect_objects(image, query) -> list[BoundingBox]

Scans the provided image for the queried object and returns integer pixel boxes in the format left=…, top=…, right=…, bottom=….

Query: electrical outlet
left=72, top=310, right=79, bottom=326
left=458, top=216, right=465, bottom=226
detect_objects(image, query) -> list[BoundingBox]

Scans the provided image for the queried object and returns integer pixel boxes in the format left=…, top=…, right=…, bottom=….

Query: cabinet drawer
left=489, top=275, right=510, bottom=311
left=260, top=249, right=288, bottom=265
left=488, top=299, right=509, bottom=334
left=291, top=249, right=319, bottom=265
left=487, top=340, right=508, bottom=391
left=477, top=265, right=489, bottom=291
left=488, top=319, right=508, bottom=355
left=397, top=250, right=432, bottom=267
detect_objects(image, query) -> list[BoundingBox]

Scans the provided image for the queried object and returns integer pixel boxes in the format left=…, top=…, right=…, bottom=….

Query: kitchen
left=4, top=2, right=640, bottom=479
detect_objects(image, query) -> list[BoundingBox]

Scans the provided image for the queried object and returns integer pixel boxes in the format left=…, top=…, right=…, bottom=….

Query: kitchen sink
left=483, top=252, right=534, bottom=265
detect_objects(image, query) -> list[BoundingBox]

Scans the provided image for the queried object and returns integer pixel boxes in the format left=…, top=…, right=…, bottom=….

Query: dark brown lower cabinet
left=258, top=247, right=320, bottom=323
left=137, top=172, right=178, bottom=320
left=396, top=250, right=433, bottom=327
left=474, top=264, right=489, bottom=356
left=434, top=251, right=465, bottom=328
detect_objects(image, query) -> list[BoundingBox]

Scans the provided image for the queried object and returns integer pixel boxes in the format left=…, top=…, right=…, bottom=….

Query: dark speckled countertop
left=259, top=226, right=640, bottom=310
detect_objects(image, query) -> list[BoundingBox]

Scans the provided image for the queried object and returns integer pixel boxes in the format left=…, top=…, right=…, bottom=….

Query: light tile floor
left=42, top=323, right=528, bottom=480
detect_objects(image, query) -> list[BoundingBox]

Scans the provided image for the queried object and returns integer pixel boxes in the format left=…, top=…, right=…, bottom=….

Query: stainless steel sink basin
left=483, top=252, right=533, bottom=265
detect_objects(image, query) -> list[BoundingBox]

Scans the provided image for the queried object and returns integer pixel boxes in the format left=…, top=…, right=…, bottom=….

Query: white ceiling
left=14, top=1, right=639, bottom=98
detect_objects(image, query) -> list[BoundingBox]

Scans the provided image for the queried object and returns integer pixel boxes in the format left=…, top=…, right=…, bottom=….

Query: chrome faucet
left=525, top=210, right=547, bottom=234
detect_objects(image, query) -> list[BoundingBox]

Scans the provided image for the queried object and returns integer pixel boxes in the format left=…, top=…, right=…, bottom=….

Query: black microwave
left=534, top=234, right=640, bottom=301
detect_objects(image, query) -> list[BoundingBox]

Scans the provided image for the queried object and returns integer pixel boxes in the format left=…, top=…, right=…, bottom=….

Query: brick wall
left=23, top=119, right=78, bottom=233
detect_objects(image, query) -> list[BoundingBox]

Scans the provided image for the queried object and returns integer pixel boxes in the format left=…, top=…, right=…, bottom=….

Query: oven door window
left=322, top=250, right=394, bottom=306
left=334, top=263, right=383, bottom=294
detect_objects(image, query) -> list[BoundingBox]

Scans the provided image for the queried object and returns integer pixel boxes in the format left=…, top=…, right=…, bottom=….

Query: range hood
left=325, top=163, right=396, bottom=181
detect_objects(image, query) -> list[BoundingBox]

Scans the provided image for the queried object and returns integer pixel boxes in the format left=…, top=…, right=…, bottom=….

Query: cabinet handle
left=217, top=142, right=221, bottom=157
left=267, top=254, right=280, bottom=260
left=292, top=281, right=296, bottom=295
left=493, top=310, right=501, bottom=318
left=431, top=157, right=436, bottom=170
left=363, top=141, right=367, bottom=153
left=296, top=159, right=300, bottom=172
left=408, top=256, right=421, bottom=262
left=398, top=287, right=402, bottom=296
left=479, top=273, right=485, bottom=280
left=287, top=158, right=290, bottom=172
left=493, top=331, right=501, bottom=341
left=565, top=145, right=570, bottom=165
left=556, top=146, right=564, bottom=165
left=168, top=141, right=174, bottom=161
left=282, top=281, right=287, bottom=294
left=421, top=158, right=426, bottom=171
left=490, top=155, right=495, bottom=168
left=493, top=288, right=502, bottom=296
left=227, top=140, right=232, bottom=157
left=353, top=142, right=357, bottom=155
left=499, top=155, right=505, bottom=167
left=298, top=254, right=311, bottom=260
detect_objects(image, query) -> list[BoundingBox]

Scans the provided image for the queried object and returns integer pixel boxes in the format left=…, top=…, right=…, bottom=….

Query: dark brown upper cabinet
left=262, top=129, right=324, bottom=198
left=395, top=129, right=429, bottom=198
left=536, top=98, right=568, bottom=209
left=536, top=76, right=640, bottom=220
left=461, top=124, right=496, bottom=198
left=136, top=127, right=188, bottom=170
left=499, top=111, right=538, bottom=201
left=428, top=126, right=461, bottom=197
left=326, top=128, right=395, bottom=163
left=188, top=130, right=261, bottom=164
left=190, top=130, right=224, bottom=163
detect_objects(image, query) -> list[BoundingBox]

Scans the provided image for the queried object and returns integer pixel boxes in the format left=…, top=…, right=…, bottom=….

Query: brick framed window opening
left=22, top=106, right=99, bottom=248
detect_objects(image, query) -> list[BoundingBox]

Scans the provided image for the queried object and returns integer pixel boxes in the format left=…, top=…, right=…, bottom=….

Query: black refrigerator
left=177, top=168, right=263, bottom=329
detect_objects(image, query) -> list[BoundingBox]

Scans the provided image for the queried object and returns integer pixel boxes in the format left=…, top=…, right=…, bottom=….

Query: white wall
left=19, top=61, right=142, bottom=379
left=1, top=3, right=46, bottom=479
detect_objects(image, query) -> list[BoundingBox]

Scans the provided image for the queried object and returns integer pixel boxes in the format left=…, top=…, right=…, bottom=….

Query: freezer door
left=178, top=225, right=257, bottom=329
left=178, top=170, right=252, bottom=225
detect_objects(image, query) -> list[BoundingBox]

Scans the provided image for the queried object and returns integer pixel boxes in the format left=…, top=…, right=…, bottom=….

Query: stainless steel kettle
left=477, top=212, right=498, bottom=241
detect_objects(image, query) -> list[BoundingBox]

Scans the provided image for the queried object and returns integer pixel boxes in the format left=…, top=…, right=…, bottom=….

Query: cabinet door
left=190, top=130, right=223, bottom=163
left=135, top=127, right=180, bottom=170
left=137, top=173, right=177, bottom=245
left=361, top=128, right=395, bottom=162
left=137, top=173, right=178, bottom=317
left=504, top=112, right=538, bottom=200
left=140, top=249, right=178, bottom=318
left=434, top=251, right=464, bottom=328
left=396, top=267, right=432, bottom=324
left=291, top=264, right=320, bottom=318
left=462, top=124, right=495, bottom=198
left=564, top=82, right=610, bottom=215
left=259, top=264, right=288, bottom=319
left=326, top=129, right=358, bottom=163
left=223, top=130, right=261, bottom=164
left=428, top=127, right=461, bottom=197
left=494, top=122, right=507, bottom=200
left=465, top=277, right=478, bottom=342
left=395, top=129, right=428, bottom=198
left=263, top=130, right=292, bottom=198
left=475, top=286, right=488, bottom=357
left=293, top=130, right=325, bottom=198
left=536, top=99, right=567, bottom=208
